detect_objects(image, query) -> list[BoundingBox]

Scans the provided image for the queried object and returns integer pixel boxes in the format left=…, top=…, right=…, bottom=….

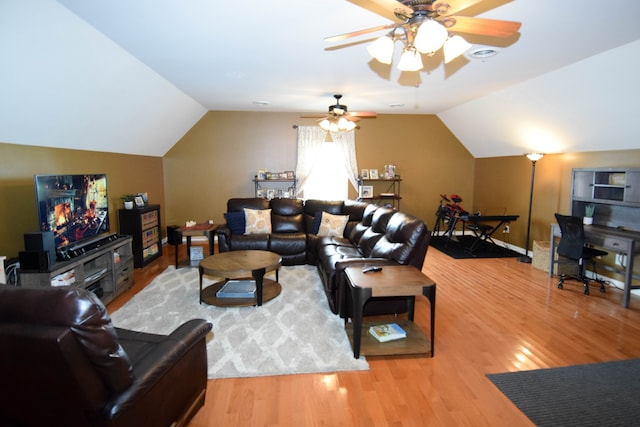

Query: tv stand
left=20, top=235, right=134, bottom=305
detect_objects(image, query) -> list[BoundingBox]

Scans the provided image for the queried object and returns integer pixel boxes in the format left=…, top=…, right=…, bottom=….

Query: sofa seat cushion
left=229, top=234, right=269, bottom=251
left=270, top=232, right=307, bottom=255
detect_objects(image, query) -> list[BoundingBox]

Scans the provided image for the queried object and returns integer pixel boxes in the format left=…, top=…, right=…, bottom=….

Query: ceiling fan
left=325, top=0, right=521, bottom=69
left=301, top=94, right=377, bottom=131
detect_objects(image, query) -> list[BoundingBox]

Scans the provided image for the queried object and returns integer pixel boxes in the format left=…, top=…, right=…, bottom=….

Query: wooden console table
left=344, top=265, right=436, bottom=359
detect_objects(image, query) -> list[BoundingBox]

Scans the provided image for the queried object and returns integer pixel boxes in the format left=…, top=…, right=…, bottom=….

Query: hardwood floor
left=107, top=244, right=640, bottom=426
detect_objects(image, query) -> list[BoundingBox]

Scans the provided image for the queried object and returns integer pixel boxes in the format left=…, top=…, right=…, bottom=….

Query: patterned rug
left=111, top=264, right=368, bottom=379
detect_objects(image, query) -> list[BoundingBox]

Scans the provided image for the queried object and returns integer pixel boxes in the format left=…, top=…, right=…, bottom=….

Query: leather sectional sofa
left=215, top=198, right=430, bottom=317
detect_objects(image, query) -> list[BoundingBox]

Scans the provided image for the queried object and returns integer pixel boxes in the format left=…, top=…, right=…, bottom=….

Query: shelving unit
left=118, top=205, right=162, bottom=268
left=253, top=175, right=297, bottom=199
left=570, top=168, right=640, bottom=231
left=19, top=235, right=134, bottom=305
left=357, top=177, right=402, bottom=209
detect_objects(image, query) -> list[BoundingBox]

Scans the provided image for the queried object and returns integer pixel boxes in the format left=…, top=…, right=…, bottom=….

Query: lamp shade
left=526, top=153, right=544, bottom=162
left=319, top=119, right=331, bottom=131
left=414, top=19, right=448, bottom=54
left=443, top=35, right=472, bottom=63
left=367, top=35, right=394, bottom=64
left=397, top=48, right=423, bottom=71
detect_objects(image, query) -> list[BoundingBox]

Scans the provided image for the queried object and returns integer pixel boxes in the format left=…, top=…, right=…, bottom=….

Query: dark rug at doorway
left=487, top=358, right=640, bottom=427
left=430, top=235, right=520, bottom=259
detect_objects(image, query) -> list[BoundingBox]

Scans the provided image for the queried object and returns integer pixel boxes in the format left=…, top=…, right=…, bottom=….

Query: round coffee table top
left=199, top=250, right=281, bottom=278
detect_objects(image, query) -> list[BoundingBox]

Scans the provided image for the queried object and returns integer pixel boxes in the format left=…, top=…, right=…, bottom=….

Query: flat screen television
left=34, top=174, right=110, bottom=251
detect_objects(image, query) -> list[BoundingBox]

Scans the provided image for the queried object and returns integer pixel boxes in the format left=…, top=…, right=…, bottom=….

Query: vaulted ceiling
left=1, top=0, right=639, bottom=157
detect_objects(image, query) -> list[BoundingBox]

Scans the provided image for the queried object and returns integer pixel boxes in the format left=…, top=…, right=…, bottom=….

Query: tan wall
left=0, top=142, right=164, bottom=257
left=474, top=150, right=640, bottom=282
left=162, top=111, right=475, bottom=230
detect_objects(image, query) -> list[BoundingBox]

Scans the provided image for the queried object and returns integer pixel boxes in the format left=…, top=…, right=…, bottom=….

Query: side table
left=344, top=265, right=436, bottom=359
left=173, top=223, right=217, bottom=268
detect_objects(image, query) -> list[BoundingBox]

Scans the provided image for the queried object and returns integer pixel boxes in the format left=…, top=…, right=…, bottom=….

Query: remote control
left=362, top=266, right=382, bottom=273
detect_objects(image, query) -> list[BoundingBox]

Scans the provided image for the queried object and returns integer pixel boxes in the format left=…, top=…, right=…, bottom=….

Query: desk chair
left=554, top=213, right=608, bottom=295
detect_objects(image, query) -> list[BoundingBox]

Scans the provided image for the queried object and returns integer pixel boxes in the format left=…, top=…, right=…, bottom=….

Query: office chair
left=554, top=213, right=608, bottom=295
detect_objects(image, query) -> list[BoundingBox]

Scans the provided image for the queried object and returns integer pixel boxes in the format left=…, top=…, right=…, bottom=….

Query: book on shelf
left=216, top=279, right=256, bottom=299
left=369, top=323, right=407, bottom=343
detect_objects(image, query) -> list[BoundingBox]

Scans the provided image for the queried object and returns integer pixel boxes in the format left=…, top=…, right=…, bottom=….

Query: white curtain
left=295, top=126, right=359, bottom=197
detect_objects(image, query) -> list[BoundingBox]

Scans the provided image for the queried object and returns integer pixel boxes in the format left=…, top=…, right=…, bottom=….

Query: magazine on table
left=216, top=280, right=256, bottom=298
left=369, top=323, right=406, bottom=342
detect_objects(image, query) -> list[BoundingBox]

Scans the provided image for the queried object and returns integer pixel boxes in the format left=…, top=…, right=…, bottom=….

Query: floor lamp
left=518, top=153, right=544, bottom=263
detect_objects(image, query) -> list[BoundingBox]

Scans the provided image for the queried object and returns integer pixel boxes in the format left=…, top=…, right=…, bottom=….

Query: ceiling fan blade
left=325, top=23, right=395, bottom=42
left=301, top=114, right=329, bottom=118
left=348, top=112, right=377, bottom=118
left=445, top=16, right=521, bottom=37
left=435, top=0, right=485, bottom=16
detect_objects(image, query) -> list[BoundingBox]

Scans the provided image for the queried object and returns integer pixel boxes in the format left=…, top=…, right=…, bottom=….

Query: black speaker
left=19, top=251, right=50, bottom=272
left=24, top=231, right=56, bottom=266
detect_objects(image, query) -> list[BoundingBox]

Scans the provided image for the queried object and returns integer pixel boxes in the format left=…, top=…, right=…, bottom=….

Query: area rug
left=110, top=264, right=368, bottom=379
left=487, top=359, right=640, bottom=426
left=430, top=235, right=520, bottom=259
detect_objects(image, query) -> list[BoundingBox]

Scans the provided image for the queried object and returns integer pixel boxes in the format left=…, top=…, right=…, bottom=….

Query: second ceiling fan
left=301, top=94, right=376, bottom=131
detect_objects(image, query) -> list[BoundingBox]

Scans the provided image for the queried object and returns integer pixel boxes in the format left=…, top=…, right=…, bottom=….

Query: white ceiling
left=1, top=0, right=639, bottom=157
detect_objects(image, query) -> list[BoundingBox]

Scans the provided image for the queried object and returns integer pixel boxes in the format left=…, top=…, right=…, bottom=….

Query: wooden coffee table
left=344, top=265, right=436, bottom=359
left=199, top=250, right=282, bottom=307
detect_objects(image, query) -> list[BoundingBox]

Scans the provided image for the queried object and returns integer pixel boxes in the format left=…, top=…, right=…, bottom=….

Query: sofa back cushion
left=270, top=198, right=304, bottom=233
left=357, top=207, right=395, bottom=257
left=370, top=211, right=430, bottom=266
left=349, top=203, right=378, bottom=243
left=304, top=200, right=345, bottom=233
left=228, top=198, right=270, bottom=212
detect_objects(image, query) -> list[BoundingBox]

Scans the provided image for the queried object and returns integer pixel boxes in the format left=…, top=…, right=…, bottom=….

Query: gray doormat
left=487, top=359, right=640, bottom=426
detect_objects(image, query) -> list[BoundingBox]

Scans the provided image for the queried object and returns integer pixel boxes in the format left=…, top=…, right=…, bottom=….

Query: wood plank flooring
left=107, top=244, right=640, bottom=426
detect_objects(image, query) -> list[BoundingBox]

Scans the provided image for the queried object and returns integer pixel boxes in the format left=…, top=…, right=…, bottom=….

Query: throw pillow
left=312, top=211, right=323, bottom=234
left=244, top=208, right=272, bottom=235
left=224, top=211, right=246, bottom=234
left=317, top=211, right=349, bottom=237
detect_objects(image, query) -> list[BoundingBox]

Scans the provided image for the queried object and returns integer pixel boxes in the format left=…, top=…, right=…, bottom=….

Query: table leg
left=204, top=230, right=214, bottom=255
left=350, top=286, right=372, bottom=359
left=186, top=236, right=192, bottom=261
left=198, top=265, right=204, bottom=304
left=423, top=285, right=436, bottom=356
left=623, top=244, right=635, bottom=308
left=252, top=267, right=266, bottom=306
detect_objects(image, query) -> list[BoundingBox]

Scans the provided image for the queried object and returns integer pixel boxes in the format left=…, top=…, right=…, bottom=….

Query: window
left=295, top=126, right=359, bottom=200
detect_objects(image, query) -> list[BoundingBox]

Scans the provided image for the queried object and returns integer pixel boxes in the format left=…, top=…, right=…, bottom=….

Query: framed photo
left=360, top=185, right=373, bottom=199
left=134, top=196, right=145, bottom=207
left=369, top=169, right=379, bottom=179
left=257, top=169, right=266, bottom=180
left=361, top=169, right=369, bottom=179
left=285, top=170, right=295, bottom=179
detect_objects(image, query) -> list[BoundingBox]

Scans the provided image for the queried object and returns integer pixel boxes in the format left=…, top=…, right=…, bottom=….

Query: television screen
left=35, top=174, right=110, bottom=250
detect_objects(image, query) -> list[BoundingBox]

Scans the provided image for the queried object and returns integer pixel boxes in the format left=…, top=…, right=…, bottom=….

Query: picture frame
left=361, top=169, right=369, bottom=179
left=369, top=169, right=379, bottom=179
left=257, top=169, right=267, bottom=180
left=360, top=185, right=373, bottom=199
left=134, top=196, right=145, bottom=207
left=285, top=170, right=295, bottom=180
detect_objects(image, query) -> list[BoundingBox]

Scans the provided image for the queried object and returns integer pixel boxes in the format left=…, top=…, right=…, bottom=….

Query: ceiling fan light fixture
left=414, top=19, right=448, bottom=54
left=367, top=35, right=394, bottom=64
left=397, top=48, right=423, bottom=72
left=443, top=35, right=472, bottom=63
left=319, top=119, right=331, bottom=131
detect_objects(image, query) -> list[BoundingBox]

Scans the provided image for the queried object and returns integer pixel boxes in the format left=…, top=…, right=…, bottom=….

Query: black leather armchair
left=0, top=285, right=212, bottom=427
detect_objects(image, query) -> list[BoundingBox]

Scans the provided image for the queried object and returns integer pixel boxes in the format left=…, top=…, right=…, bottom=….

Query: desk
left=174, top=223, right=216, bottom=268
left=549, top=224, right=640, bottom=308
left=344, top=265, right=436, bottom=359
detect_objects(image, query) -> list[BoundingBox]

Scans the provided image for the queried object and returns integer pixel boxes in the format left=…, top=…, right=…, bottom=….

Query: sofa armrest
left=215, top=224, right=231, bottom=252
left=334, top=257, right=399, bottom=272
left=104, top=319, right=212, bottom=423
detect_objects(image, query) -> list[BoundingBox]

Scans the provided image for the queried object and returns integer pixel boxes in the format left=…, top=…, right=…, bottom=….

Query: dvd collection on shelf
left=368, top=323, right=406, bottom=342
